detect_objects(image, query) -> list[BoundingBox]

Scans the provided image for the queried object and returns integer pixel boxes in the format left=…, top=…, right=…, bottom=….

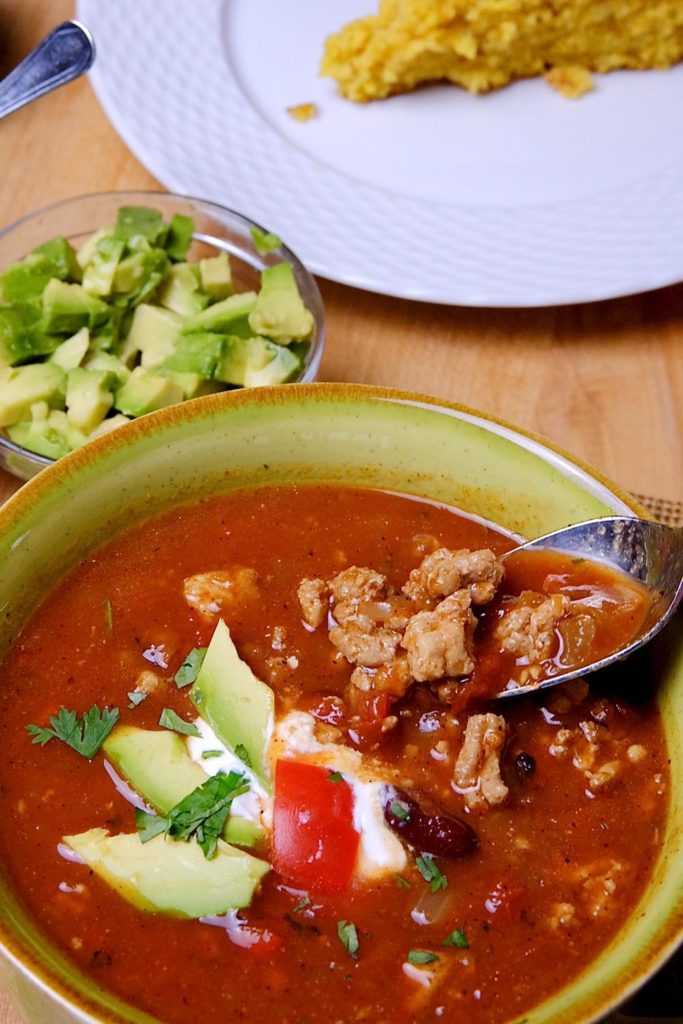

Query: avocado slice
left=199, top=252, right=233, bottom=300
left=248, top=262, right=314, bottom=342
left=243, top=337, right=301, bottom=388
left=103, top=725, right=264, bottom=847
left=63, top=828, right=269, bottom=917
left=163, top=331, right=225, bottom=378
left=42, top=279, right=111, bottom=334
left=49, top=327, right=90, bottom=372
left=183, top=291, right=256, bottom=334
left=157, top=263, right=208, bottom=318
left=7, top=409, right=86, bottom=459
left=82, top=236, right=125, bottom=298
left=214, top=335, right=251, bottom=386
left=191, top=620, right=274, bottom=790
left=83, top=351, right=130, bottom=387
left=0, top=305, right=59, bottom=366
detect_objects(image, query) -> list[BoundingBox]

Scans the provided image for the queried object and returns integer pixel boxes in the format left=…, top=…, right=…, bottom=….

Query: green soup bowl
left=0, top=383, right=680, bottom=1024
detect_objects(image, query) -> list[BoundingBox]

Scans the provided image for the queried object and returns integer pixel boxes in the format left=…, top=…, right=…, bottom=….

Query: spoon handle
left=0, top=20, right=95, bottom=121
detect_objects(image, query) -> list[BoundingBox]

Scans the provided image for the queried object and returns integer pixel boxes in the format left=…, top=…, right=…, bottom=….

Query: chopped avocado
left=41, top=279, right=111, bottom=334
left=248, top=262, right=314, bottom=342
left=199, top=253, right=233, bottom=300
left=32, top=237, right=81, bottom=281
left=213, top=335, right=252, bottom=386
left=191, top=620, right=274, bottom=789
left=83, top=351, right=129, bottom=386
left=77, top=227, right=112, bottom=271
left=113, top=366, right=184, bottom=416
left=7, top=409, right=85, bottom=459
left=87, top=413, right=131, bottom=440
left=0, top=305, right=59, bottom=366
left=0, top=263, right=52, bottom=303
left=163, top=331, right=225, bottom=378
left=157, top=263, right=208, bottom=318
left=49, top=327, right=90, bottom=371
left=103, top=725, right=264, bottom=847
left=159, top=369, right=222, bottom=400
left=183, top=291, right=256, bottom=334
left=82, top=236, right=125, bottom=297
left=112, top=248, right=168, bottom=307
left=0, top=363, right=66, bottom=427
left=65, top=367, right=114, bottom=433
left=165, top=214, right=194, bottom=262
left=243, top=337, right=301, bottom=388
left=113, top=206, right=166, bottom=244
left=126, top=303, right=183, bottom=368
left=63, top=828, right=269, bottom=917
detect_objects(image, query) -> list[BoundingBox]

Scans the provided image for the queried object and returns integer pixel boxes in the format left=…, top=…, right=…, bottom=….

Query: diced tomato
left=349, top=690, right=391, bottom=747
left=273, top=759, right=359, bottom=893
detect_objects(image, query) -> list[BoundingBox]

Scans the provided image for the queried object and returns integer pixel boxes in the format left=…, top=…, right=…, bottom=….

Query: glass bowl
left=0, top=190, right=326, bottom=480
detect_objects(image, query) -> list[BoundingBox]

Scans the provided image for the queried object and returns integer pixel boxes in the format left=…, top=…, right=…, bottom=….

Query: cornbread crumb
left=321, top=0, right=683, bottom=102
left=545, top=65, right=593, bottom=99
left=287, top=102, right=319, bottom=122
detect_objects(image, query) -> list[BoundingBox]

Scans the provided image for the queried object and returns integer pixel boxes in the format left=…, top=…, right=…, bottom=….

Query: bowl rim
left=0, top=188, right=326, bottom=473
left=0, top=381, right=678, bottom=1024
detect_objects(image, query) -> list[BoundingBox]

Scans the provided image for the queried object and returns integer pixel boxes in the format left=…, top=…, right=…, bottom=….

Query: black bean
left=382, top=787, right=477, bottom=859
left=514, top=752, right=536, bottom=779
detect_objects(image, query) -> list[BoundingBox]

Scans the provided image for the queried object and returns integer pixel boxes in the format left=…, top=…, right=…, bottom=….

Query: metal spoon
left=495, top=516, right=683, bottom=700
left=0, top=21, right=95, bottom=121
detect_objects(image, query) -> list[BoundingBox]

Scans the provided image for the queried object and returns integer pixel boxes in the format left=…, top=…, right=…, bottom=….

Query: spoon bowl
left=496, top=516, right=683, bottom=700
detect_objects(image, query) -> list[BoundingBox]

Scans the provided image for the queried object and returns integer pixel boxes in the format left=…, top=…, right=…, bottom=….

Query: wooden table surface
left=0, top=2, right=681, bottom=1022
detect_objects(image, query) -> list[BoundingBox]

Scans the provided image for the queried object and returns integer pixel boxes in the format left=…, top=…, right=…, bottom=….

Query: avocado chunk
left=7, top=408, right=85, bottom=459
left=159, top=370, right=222, bottom=400
left=126, top=303, right=183, bottom=368
left=183, top=291, right=256, bottom=334
left=87, top=413, right=131, bottom=440
left=83, top=351, right=130, bottom=387
left=65, top=367, right=114, bottom=434
left=191, top=620, right=274, bottom=790
left=49, top=327, right=90, bottom=371
left=157, top=263, right=208, bottom=318
left=199, top=252, right=233, bottom=300
left=243, top=337, right=301, bottom=388
left=163, top=331, right=225, bottom=378
left=82, top=236, right=125, bottom=297
left=165, top=214, right=194, bottom=262
left=113, top=367, right=184, bottom=417
left=63, top=828, right=269, bottom=918
left=112, top=248, right=168, bottom=307
left=113, top=206, right=166, bottom=245
left=248, top=263, right=314, bottom=342
left=103, top=725, right=264, bottom=847
left=214, top=335, right=252, bottom=386
left=0, top=363, right=66, bottom=427
left=41, top=279, right=111, bottom=334
left=0, top=305, right=59, bottom=366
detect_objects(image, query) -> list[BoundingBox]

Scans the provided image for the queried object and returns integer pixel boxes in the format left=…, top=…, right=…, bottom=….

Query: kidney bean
left=382, top=786, right=477, bottom=859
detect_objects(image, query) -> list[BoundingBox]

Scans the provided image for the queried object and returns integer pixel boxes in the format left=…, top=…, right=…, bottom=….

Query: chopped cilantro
left=250, top=226, right=282, bottom=254
left=158, top=708, right=200, bottom=737
left=407, top=950, right=439, bottom=965
left=293, top=896, right=311, bottom=912
left=443, top=928, right=469, bottom=949
left=337, top=920, right=359, bottom=959
left=201, top=749, right=223, bottom=760
left=327, top=771, right=344, bottom=783
left=394, top=875, right=412, bottom=890
left=174, top=647, right=207, bottom=688
left=235, top=743, right=252, bottom=768
left=136, top=771, right=249, bottom=859
left=415, top=854, right=447, bottom=892
left=102, top=598, right=113, bottom=634
left=127, top=690, right=148, bottom=709
left=27, top=705, right=119, bottom=759
left=390, top=799, right=411, bottom=821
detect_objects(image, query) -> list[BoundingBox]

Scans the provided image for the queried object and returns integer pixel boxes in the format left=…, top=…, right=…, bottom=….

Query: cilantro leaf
left=408, top=950, right=439, bottom=965
left=337, top=920, right=359, bottom=960
left=201, top=749, right=223, bottom=760
left=235, top=743, right=252, bottom=768
left=415, top=854, right=448, bottom=892
left=327, top=771, right=343, bottom=784
left=443, top=928, right=469, bottom=949
left=158, top=708, right=200, bottom=737
left=390, top=799, right=410, bottom=821
left=135, top=771, right=250, bottom=860
left=174, top=647, right=207, bottom=688
left=27, top=705, right=119, bottom=759
left=135, top=808, right=169, bottom=843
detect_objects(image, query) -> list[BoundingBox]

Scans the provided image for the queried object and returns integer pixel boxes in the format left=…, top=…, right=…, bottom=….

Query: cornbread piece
left=321, top=0, right=683, bottom=102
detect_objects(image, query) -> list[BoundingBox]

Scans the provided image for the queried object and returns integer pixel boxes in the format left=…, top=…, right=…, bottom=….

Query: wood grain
left=0, top=3, right=680, bottom=1022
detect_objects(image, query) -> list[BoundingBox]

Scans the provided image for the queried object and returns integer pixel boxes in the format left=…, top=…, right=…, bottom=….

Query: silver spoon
left=0, top=21, right=95, bottom=121
left=495, top=516, right=683, bottom=700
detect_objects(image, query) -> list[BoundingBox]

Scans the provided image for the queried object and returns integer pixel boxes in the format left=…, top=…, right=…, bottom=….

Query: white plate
left=78, top=0, right=683, bottom=306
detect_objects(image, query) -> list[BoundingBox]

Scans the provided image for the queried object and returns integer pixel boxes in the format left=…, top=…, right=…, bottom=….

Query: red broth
left=0, top=486, right=668, bottom=1024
